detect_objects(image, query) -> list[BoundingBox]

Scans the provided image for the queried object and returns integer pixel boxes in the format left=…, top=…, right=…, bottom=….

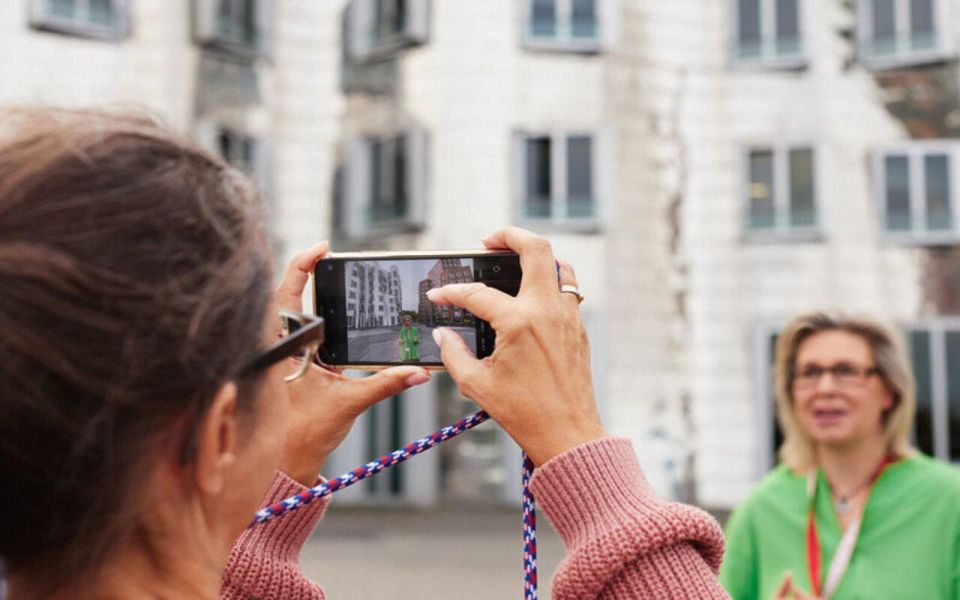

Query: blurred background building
left=3, top=0, right=959, bottom=514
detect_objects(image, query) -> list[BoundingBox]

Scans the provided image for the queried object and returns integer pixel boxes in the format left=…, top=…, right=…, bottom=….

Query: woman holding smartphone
left=0, top=108, right=728, bottom=599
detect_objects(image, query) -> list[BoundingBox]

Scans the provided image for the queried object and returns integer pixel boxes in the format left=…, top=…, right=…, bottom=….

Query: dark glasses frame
left=240, top=309, right=325, bottom=382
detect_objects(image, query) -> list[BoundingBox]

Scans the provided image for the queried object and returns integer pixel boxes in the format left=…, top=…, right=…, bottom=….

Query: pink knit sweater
left=221, top=438, right=729, bottom=599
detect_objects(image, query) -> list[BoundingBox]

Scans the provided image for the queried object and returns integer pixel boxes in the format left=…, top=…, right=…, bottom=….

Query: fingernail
left=405, top=370, right=431, bottom=386
left=426, top=288, right=438, bottom=300
left=432, top=328, right=443, bottom=347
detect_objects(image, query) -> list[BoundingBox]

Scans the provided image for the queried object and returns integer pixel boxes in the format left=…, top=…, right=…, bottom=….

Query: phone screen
left=314, top=252, right=520, bottom=367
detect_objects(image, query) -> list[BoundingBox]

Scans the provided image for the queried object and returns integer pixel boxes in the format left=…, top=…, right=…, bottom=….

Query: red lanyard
left=805, top=457, right=892, bottom=598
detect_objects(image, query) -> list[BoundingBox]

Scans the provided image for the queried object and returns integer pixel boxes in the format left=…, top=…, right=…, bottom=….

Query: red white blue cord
left=250, top=410, right=539, bottom=599
left=521, top=453, right=538, bottom=599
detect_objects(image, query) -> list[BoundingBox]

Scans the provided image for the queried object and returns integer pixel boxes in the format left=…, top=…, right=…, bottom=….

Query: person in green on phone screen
left=398, top=315, right=421, bottom=362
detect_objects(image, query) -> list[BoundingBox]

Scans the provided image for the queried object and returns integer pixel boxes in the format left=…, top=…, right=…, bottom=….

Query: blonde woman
left=720, top=311, right=960, bottom=600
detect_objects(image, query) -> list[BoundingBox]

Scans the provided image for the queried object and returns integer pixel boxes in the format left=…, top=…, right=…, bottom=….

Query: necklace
left=827, top=457, right=891, bottom=516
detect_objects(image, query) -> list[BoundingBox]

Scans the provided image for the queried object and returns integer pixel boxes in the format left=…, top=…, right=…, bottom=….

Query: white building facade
left=329, top=0, right=960, bottom=511
left=5, top=0, right=959, bottom=512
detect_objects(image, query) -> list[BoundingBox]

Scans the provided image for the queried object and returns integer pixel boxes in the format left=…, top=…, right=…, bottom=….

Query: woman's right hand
left=427, top=227, right=607, bottom=466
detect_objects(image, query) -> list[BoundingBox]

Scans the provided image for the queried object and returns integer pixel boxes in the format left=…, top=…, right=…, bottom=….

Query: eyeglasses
left=240, top=309, right=325, bottom=383
left=792, top=363, right=881, bottom=390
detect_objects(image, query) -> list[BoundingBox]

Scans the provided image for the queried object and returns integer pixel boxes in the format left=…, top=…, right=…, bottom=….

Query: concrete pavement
left=300, top=505, right=565, bottom=599
left=348, top=325, right=477, bottom=363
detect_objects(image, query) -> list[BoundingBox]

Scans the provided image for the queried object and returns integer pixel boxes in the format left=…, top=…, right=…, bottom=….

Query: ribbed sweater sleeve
left=220, top=471, right=330, bottom=600
left=530, top=438, right=729, bottom=599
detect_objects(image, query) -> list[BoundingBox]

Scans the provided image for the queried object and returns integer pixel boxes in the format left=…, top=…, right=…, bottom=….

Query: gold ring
left=560, top=284, right=584, bottom=304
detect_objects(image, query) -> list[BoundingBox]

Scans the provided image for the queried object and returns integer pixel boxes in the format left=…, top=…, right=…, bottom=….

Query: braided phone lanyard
left=251, top=410, right=539, bottom=600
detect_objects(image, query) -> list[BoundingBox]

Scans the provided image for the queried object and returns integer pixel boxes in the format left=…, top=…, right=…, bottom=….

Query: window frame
left=514, top=129, right=605, bottom=233
left=521, top=0, right=606, bottom=54
left=740, top=143, right=822, bottom=241
left=345, top=0, right=430, bottom=63
left=902, top=320, right=960, bottom=464
left=194, top=0, right=274, bottom=59
left=729, top=0, right=807, bottom=69
left=873, top=142, right=960, bottom=245
left=29, top=0, right=131, bottom=41
left=856, top=0, right=954, bottom=69
left=343, top=128, right=428, bottom=239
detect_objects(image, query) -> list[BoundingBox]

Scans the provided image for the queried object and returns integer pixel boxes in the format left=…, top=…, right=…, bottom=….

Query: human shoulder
left=728, top=464, right=803, bottom=524
left=897, top=452, right=960, bottom=492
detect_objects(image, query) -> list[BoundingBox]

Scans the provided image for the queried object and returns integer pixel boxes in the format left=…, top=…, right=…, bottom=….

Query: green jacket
left=720, top=454, right=960, bottom=600
left=399, top=325, right=420, bottom=361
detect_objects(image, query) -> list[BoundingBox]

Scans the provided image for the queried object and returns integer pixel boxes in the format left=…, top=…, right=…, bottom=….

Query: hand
left=427, top=227, right=606, bottom=466
left=771, top=574, right=820, bottom=600
left=275, top=243, right=431, bottom=485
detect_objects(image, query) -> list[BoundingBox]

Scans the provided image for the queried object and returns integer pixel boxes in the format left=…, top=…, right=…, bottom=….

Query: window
left=516, top=131, right=600, bottom=229
left=874, top=144, right=959, bottom=243
left=30, top=0, right=130, bottom=40
left=907, top=322, right=960, bottom=464
left=195, top=122, right=271, bottom=195
left=345, top=0, right=429, bottom=62
left=732, top=0, right=804, bottom=66
left=343, top=129, right=428, bottom=238
left=195, top=0, right=272, bottom=57
left=857, top=0, right=952, bottom=67
left=743, top=145, right=817, bottom=236
left=524, top=0, right=602, bottom=52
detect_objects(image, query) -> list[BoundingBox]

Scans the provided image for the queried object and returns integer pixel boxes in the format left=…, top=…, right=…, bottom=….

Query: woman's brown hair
left=0, top=108, right=273, bottom=588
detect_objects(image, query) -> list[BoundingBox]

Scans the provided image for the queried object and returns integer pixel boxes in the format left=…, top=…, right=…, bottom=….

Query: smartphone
left=312, top=250, right=521, bottom=369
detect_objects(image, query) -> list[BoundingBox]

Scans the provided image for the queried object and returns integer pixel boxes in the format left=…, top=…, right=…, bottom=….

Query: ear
left=194, top=382, right=240, bottom=496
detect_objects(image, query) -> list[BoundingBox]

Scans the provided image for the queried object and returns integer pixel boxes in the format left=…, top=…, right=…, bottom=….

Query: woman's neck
left=816, top=434, right=890, bottom=493
left=8, top=508, right=228, bottom=600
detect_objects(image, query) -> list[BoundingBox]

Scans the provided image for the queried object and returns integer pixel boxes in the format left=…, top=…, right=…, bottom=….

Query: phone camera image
left=344, top=258, right=477, bottom=364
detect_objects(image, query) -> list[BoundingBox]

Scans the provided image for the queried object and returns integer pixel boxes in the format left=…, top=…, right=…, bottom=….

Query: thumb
left=345, top=366, right=431, bottom=412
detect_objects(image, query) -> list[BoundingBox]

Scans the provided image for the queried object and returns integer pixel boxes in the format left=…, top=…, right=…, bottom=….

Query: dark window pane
left=924, top=154, right=951, bottom=231
left=872, top=0, right=897, bottom=55
left=910, top=331, right=935, bottom=456
left=910, top=0, right=936, bottom=50
left=788, top=148, right=815, bottom=227
left=243, top=0, right=257, bottom=45
left=369, top=139, right=384, bottom=220
left=885, top=155, right=911, bottom=231
left=393, top=134, right=407, bottom=217
left=89, top=0, right=115, bottom=26
left=567, top=136, right=593, bottom=218
left=530, top=0, right=556, bottom=38
left=775, top=0, right=800, bottom=55
left=737, top=0, right=762, bottom=58
left=748, top=149, right=775, bottom=229
left=526, top=137, right=552, bottom=218
left=571, top=0, right=597, bottom=39
left=47, top=0, right=76, bottom=19
left=947, top=332, right=960, bottom=461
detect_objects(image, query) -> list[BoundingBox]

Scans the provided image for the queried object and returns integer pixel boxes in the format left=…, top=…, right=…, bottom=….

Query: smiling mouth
left=813, top=408, right=847, bottom=421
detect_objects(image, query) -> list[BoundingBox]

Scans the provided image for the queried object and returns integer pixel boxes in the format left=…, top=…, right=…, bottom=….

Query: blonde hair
left=774, top=311, right=916, bottom=470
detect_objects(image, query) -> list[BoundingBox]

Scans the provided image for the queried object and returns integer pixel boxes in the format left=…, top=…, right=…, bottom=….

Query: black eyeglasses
left=792, top=363, right=881, bottom=390
left=240, top=309, right=325, bottom=382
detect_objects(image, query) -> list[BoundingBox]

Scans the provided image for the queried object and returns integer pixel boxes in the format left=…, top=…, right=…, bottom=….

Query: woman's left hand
left=274, top=243, right=431, bottom=486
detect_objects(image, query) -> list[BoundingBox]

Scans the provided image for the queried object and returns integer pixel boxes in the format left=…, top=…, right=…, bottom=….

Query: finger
left=276, top=241, right=330, bottom=312
left=342, top=366, right=431, bottom=412
left=773, top=575, right=792, bottom=599
left=426, top=282, right=513, bottom=325
left=434, top=327, right=485, bottom=396
left=556, top=259, right=582, bottom=309
left=482, top=227, right=557, bottom=297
